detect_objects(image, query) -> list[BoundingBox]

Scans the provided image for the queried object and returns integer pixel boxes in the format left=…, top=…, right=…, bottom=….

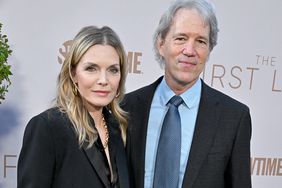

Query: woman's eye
left=85, top=66, right=97, bottom=71
left=109, top=68, right=120, bottom=74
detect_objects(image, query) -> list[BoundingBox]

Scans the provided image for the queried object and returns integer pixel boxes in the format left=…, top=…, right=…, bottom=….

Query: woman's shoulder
left=23, top=107, right=74, bottom=144
left=31, top=107, right=66, bottom=121
left=26, top=107, right=69, bottom=130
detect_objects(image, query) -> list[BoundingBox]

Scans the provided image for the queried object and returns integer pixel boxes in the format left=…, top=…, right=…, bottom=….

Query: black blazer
left=17, top=107, right=130, bottom=188
left=122, top=77, right=252, bottom=188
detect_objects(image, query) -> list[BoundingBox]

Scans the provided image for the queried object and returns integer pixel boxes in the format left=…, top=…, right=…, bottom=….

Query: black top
left=17, top=107, right=130, bottom=188
left=95, top=134, right=118, bottom=187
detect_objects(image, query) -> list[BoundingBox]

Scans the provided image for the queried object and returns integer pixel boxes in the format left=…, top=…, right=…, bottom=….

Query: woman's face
left=73, top=44, right=121, bottom=111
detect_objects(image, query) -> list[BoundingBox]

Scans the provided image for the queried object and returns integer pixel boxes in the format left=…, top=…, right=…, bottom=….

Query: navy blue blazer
left=18, top=107, right=130, bottom=188
left=122, top=77, right=252, bottom=188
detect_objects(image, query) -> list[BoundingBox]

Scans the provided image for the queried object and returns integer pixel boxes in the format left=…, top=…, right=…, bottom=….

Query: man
left=123, top=0, right=252, bottom=187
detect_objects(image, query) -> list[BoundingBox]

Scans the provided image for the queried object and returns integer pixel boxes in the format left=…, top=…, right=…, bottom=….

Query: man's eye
left=198, top=40, right=207, bottom=44
left=196, top=39, right=209, bottom=49
left=175, top=37, right=185, bottom=41
left=174, top=37, right=186, bottom=45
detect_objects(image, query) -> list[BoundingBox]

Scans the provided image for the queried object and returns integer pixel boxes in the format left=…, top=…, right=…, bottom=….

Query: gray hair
left=153, top=0, right=219, bottom=66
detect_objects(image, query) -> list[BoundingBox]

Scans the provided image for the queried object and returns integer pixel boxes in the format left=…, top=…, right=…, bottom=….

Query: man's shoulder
left=125, top=76, right=163, bottom=100
left=125, top=84, right=152, bottom=98
left=202, top=82, right=249, bottom=111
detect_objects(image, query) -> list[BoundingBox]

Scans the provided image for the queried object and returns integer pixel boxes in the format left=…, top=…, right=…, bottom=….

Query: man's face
left=158, top=8, right=211, bottom=94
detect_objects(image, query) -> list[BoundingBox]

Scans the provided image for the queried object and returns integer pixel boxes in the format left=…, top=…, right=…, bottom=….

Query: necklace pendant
left=102, top=114, right=109, bottom=150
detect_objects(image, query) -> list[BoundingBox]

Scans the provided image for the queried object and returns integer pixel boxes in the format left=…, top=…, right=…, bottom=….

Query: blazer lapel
left=182, top=81, right=221, bottom=188
left=82, top=114, right=110, bottom=188
left=82, top=143, right=110, bottom=187
left=83, top=108, right=130, bottom=188
left=106, top=110, right=130, bottom=188
left=107, top=120, right=130, bottom=188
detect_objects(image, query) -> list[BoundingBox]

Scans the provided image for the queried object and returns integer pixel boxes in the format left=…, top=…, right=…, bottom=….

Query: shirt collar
left=158, top=77, right=202, bottom=109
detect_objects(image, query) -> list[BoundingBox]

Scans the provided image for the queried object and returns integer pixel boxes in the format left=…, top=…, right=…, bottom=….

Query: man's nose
left=182, top=41, right=196, bottom=56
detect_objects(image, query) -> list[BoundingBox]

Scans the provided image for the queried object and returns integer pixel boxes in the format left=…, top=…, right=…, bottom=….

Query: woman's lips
left=93, top=90, right=110, bottom=96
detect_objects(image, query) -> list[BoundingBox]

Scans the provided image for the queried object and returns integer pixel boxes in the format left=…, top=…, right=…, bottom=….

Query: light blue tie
left=153, top=95, right=183, bottom=188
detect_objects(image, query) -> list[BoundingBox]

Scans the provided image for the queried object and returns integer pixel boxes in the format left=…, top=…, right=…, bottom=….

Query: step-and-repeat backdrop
left=0, top=0, right=281, bottom=187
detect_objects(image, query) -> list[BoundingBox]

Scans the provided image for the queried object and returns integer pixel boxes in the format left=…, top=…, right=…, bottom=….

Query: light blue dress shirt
left=144, top=77, right=201, bottom=188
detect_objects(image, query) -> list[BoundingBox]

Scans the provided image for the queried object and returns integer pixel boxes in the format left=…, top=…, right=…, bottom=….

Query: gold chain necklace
left=102, top=114, right=109, bottom=150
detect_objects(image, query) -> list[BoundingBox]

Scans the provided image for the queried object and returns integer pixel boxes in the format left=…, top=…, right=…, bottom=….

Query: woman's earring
left=73, top=84, right=78, bottom=96
left=115, top=92, right=120, bottom=98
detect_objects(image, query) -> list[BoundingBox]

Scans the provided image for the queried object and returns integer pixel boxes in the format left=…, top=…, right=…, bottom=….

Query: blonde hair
left=56, top=26, right=127, bottom=148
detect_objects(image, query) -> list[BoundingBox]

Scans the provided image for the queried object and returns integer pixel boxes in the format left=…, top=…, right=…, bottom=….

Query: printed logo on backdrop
left=251, top=157, right=282, bottom=176
left=58, top=40, right=73, bottom=64
left=58, top=40, right=143, bottom=74
left=202, top=54, right=281, bottom=93
left=0, top=107, right=20, bottom=183
left=127, top=51, right=143, bottom=74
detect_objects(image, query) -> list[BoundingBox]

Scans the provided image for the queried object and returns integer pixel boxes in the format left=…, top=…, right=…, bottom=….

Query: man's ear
left=157, top=38, right=165, bottom=57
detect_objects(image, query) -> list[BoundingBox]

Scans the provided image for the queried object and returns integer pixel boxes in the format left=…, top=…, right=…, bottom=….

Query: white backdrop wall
left=0, top=0, right=281, bottom=187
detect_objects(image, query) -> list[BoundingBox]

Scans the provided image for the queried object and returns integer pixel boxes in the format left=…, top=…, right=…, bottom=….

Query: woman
left=17, top=26, right=129, bottom=188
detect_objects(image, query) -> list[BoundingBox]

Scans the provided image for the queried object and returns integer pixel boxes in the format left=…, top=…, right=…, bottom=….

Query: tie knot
left=169, top=95, right=183, bottom=107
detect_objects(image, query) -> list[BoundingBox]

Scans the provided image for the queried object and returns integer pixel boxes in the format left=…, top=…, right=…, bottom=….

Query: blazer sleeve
left=226, top=107, right=252, bottom=187
left=17, top=114, right=55, bottom=188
